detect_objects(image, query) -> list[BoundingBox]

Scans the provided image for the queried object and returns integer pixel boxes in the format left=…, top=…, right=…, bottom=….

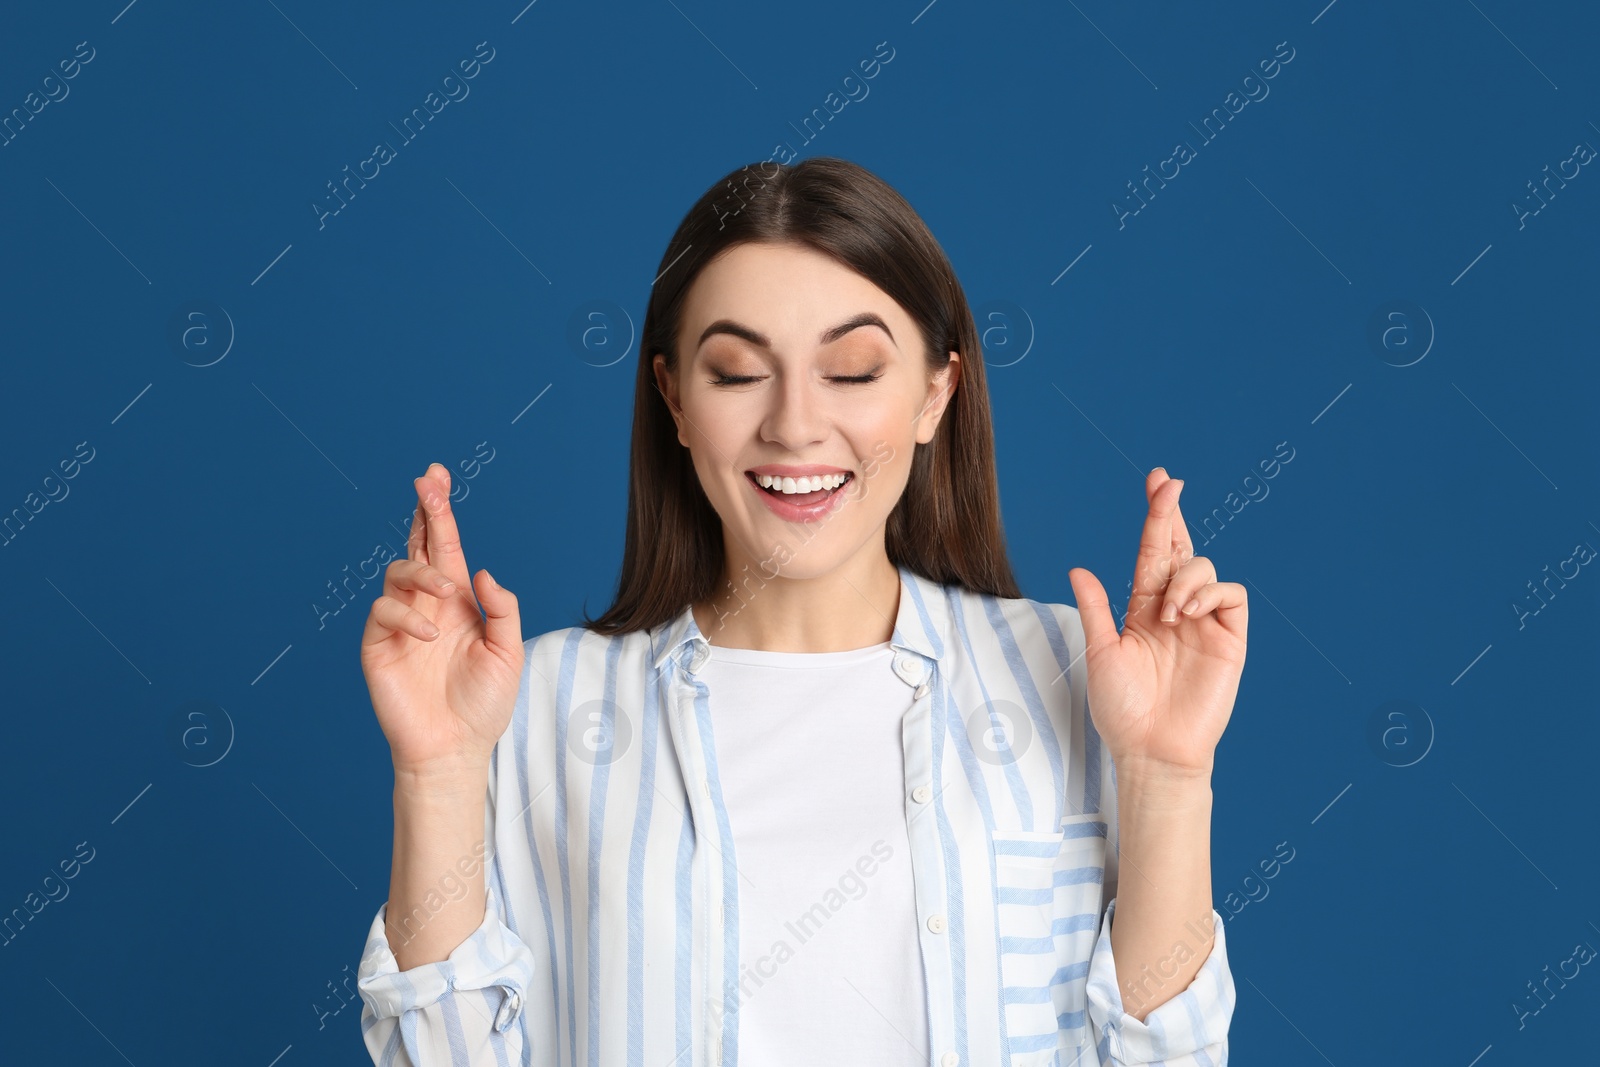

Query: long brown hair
left=581, top=155, right=1020, bottom=635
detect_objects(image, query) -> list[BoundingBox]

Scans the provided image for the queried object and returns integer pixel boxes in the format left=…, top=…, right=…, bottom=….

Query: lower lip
left=746, top=472, right=852, bottom=523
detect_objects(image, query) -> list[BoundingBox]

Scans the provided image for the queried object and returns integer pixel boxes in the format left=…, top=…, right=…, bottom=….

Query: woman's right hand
left=361, top=462, right=525, bottom=781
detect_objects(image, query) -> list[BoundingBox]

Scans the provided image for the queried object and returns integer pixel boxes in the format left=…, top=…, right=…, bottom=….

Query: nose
left=760, top=373, right=829, bottom=452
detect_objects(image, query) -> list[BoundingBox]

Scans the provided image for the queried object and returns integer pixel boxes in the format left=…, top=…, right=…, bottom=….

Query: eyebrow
left=695, top=312, right=896, bottom=352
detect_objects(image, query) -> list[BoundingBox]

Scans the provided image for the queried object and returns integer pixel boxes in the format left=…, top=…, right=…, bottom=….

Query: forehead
left=678, top=241, right=911, bottom=350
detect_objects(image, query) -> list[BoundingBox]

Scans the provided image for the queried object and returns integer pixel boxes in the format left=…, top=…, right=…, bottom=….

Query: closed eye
left=708, top=372, right=884, bottom=386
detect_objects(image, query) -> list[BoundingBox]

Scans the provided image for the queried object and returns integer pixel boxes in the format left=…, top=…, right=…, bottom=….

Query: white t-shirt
left=698, top=639, right=930, bottom=1065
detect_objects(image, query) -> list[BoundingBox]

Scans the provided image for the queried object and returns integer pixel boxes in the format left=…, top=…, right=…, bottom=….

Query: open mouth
left=745, top=471, right=853, bottom=506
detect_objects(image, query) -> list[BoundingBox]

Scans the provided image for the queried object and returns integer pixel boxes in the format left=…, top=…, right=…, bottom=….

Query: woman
left=355, top=156, right=1245, bottom=1067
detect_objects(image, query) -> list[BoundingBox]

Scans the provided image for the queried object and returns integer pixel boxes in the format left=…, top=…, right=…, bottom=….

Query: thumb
left=1068, top=567, right=1120, bottom=655
left=475, top=569, right=523, bottom=659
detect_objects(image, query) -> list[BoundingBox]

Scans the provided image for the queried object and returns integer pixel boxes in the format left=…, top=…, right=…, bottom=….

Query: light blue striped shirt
left=356, top=562, right=1235, bottom=1066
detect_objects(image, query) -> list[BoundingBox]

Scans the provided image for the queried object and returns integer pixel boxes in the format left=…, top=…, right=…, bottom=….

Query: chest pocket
left=991, top=814, right=1108, bottom=1066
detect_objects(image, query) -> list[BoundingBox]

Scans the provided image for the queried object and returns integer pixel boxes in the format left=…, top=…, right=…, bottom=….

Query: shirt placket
left=662, top=637, right=733, bottom=1067
left=894, top=645, right=961, bottom=1067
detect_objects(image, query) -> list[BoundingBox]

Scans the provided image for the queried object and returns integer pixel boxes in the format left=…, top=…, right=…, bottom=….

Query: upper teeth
left=756, top=473, right=849, bottom=493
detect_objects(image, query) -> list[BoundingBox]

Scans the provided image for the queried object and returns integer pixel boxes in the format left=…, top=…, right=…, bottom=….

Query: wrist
left=393, top=753, right=490, bottom=800
left=1115, top=753, right=1214, bottom=796
left=1117, top=766, right=1213, bottom=826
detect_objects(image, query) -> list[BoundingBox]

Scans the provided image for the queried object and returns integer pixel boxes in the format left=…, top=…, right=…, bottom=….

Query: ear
left=915, top=352, right=960, bottom=445
left=652, top=353, right=689, bottom=447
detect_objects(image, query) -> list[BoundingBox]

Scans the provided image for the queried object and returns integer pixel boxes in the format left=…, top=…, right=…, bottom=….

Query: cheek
left=682, top=405, right=760, bottom=503
left=862, top=451, right=912, bottom=507
left=857, top=403, right=921, bottom=473
left=849, top=421, right=913, bottom=498
left=681, top=398, right=747, bottom=461
left=690, top=446, right=740, bottom=501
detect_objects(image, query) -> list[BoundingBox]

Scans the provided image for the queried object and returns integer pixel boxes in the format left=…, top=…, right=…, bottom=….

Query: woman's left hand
left=1067, top=468, right=1247, bottom=779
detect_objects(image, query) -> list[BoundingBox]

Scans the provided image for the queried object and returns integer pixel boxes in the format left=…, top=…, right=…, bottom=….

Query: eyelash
left=708, top=372, right=883, bottom=386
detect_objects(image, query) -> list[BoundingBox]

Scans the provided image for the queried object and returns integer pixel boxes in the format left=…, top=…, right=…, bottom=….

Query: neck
left=692, top=549, right=900, bottom=653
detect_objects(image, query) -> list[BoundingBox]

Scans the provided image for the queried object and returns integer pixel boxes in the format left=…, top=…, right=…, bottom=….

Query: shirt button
left=911, top=784, right=931, bottom=804
left=700, top=776, right=711, bottom=797
left=941, top=1053, right=960, bottom=1067
left=927, top=913, right=947, bottom=934
left=914, top=683, right=930, bottom=700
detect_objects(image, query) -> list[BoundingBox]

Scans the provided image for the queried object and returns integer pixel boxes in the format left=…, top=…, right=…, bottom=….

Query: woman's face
left=652, top=240, right=959, bottom=582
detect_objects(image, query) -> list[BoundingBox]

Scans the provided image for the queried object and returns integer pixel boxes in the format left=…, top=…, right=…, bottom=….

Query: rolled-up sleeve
left=1084, top=896, right=1235, bottom=1065
left=356, top=873, right=537, bottom=1065
left=356, top=734, right=540, bottom=1067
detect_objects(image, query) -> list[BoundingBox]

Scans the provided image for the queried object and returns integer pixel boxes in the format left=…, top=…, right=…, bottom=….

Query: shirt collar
left=649, top=561, right=951, bottom=673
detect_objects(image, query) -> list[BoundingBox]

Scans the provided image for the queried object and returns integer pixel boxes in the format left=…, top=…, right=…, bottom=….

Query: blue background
left=3, top=0, right=1597, bottom=1063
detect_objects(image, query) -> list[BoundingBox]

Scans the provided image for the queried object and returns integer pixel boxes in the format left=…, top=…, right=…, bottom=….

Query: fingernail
left=1151, top=466, right=1166, bottom=476
left=422, top=621, right=441, bottom=638
left=1182, top=597, right=1200, bottom=615
left=437, top=577, right=456, bottom=593
left=1160, top=601, right=1177, bottom=622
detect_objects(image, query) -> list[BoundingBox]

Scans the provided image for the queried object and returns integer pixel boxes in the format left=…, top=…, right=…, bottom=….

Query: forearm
left=1107, top=760, right=1215, bottom=1021
left=385, top=764, right=490, bottom=972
